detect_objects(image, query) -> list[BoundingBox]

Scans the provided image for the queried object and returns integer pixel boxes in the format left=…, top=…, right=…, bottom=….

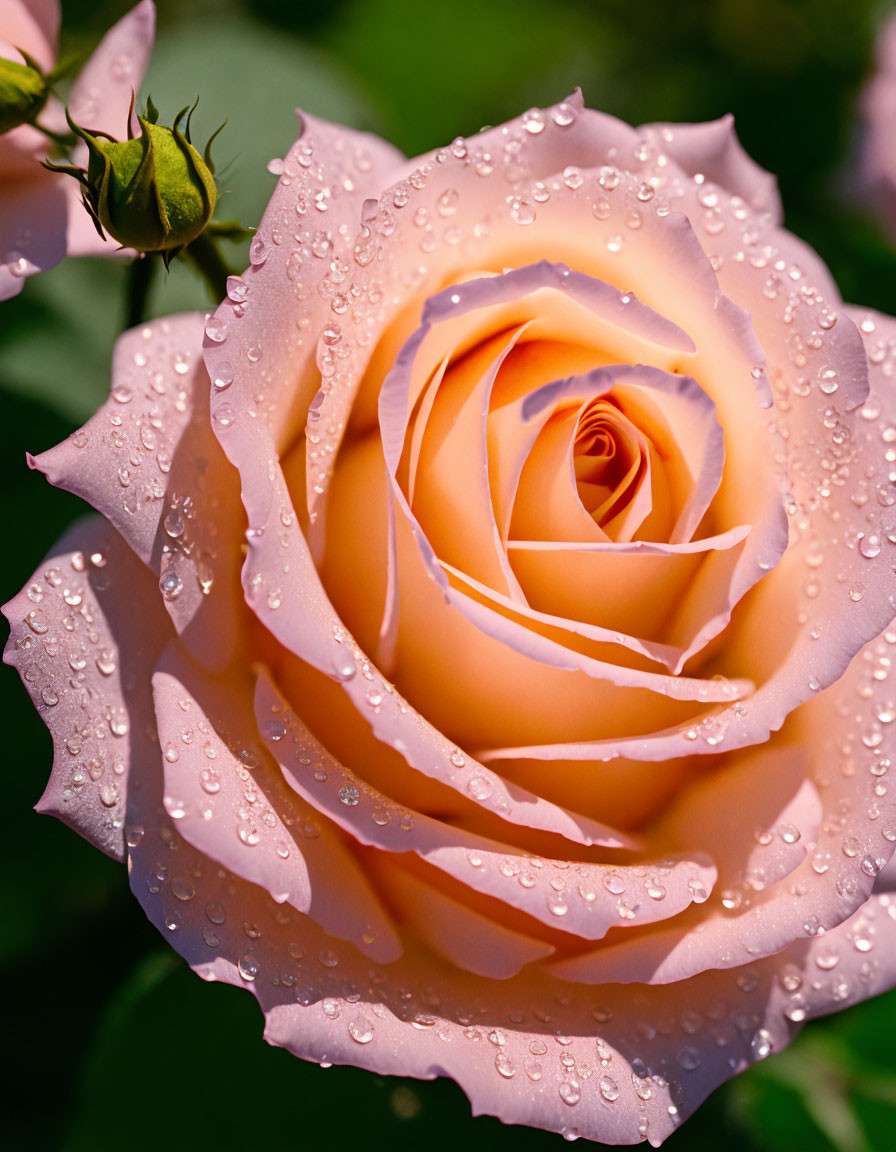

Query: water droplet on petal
left=339, top=784, right=360, bottom=806
left=213, top=361, right=234, bottom=390
left=348, top=1016, right=375, bottom=1044
left=522, top=109, right=546, bottom=134
left=205, top=316, right=228, bottom=343
left=559, top=1082, right=581, bottom=1106
left=160, top=571, right=184, bottom=600
left=238, top=954, right=259, bottom=981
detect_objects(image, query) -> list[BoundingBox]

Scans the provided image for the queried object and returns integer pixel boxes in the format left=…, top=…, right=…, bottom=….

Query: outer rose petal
left=638, top=115, right=782, bottom=223
left=3, top=517, right=173, bottom=860
left=34, top=314, right=244, bottom=669
left=207, top=110, right=406, bottom=453
left=118, top=763, right=896, bottom=1149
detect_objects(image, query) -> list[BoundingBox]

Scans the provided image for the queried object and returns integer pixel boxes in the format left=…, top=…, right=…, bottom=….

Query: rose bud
left=0, top=50, right=50, bottom=134
left=55, top=98, right=218, bottom=261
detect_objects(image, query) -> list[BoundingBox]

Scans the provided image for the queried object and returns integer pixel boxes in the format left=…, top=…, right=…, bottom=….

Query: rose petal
left=303, top=109, right=693, bottom=544
left=256, top=668, right=718, bottom=944
left=152, top=652, right=402, bottom=963
left=638, top=115, right=782, bottom=222
left=505, top=531, right=750, bottom=667
left=551, top=628, right=896, bottom=984
left=663, top=742, right=822, bottom=890
left=324, top=457, right=749, bottom=757
left=3, top=517, right=173, bottom=860
left=0, top=177, right=67, bottom=300
left=371, top=264, right=705, bottom=661
left=220, top=369, right=646, bottom=847
left=369, top=862, right=555, bottom=979
left=0, top=0, right=59, bottom=71
left=34, top=314, right=244, bottom=669
left=67, top=1, right=156, bottom=140
left=122, top=785, right=894, bottom=1148
left=204, top=109, right=405, bottom=464
left=408, top=322, right=528, bottom=597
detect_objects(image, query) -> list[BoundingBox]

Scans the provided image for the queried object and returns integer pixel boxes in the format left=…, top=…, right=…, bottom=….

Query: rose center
left=572, top=398, right=646, bottom=528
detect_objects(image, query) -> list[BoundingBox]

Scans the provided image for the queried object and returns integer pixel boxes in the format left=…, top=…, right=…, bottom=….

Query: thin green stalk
left=125, top=254, right=156, bottom=328
left=183, top=231, right=231, bottom=303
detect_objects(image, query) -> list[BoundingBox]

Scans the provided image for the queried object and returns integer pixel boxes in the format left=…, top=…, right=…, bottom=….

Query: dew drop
left=160, top=571, right=184, bottom=601
left=603, top=872, right=626, bottom=895
left=204, top=316, right=228, bottom=343
left=348, top=1016, right=375, bottom=1044
left=238, top=953, right=259, bottom=981
left=339, top=783, right=360, bottom=806
left=206, top=900, right=226, bottom=924
left=522, top=108, right=546, bottom=134
left=25, top=610, right=48, bottom=634
left=547, top=890, right=569, bottom=917
left=509, top=197, right=536, bottom=225
left=171, top=875, right=195, bottom=901
left=164, top=508, right=185, bottom=539
left=468, top=774, right=494, bottom=800
left=551, top=102, right=576, bottom=127
left=676, top=1046, right=701, bottom=1071
left=214, top=403, right=236, bottom=429
left=213, top=362, right=234, bottom=390
left=226, top=276, right=248, bottom=302
left=249, top=237, right=269, bottom=265
left=779, top=824, right=801, bottom=845
left=559, top=1082, right=581, bottom=1106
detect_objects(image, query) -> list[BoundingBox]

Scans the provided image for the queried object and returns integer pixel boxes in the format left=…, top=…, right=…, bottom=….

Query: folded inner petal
left=153, top=649, right=402, bottom=963
left=258, top=670, right=718, bottom=945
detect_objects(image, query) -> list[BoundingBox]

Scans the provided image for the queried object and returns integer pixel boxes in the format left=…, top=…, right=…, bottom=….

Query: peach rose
left=0, top=0, right=155, bottom=300
left=7, top=94, right=896, bottom=1145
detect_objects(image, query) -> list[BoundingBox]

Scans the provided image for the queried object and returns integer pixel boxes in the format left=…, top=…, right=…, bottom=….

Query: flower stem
left=183, top=231, right=230, bottom=303
left=125, top=253, right=156, bottom=328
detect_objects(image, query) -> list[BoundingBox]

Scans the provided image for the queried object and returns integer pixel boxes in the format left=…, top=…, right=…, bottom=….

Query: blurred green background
left=4, top=0, right=896, bottom=1149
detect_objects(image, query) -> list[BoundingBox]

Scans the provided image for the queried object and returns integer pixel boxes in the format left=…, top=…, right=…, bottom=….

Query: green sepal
left=0, top=50, right=50, bottom=134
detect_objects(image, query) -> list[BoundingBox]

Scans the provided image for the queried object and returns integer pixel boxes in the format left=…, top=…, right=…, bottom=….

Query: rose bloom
left=0, top=0, right=155, bottom=300
left=7, top=93, right=896, bottom=1145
